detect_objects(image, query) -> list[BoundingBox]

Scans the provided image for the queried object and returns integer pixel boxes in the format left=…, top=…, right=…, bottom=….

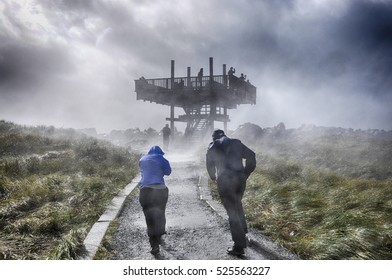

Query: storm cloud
left=0, top=0, right=391, bottom=132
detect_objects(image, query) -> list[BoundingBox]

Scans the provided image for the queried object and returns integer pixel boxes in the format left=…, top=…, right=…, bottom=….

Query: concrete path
left=109, top=151, right=298, bottom=260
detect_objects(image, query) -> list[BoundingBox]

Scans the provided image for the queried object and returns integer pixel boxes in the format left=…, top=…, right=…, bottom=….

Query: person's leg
left=237, top=173, right=248, bottom=234
left=140, top=187, right=169, bottom=254
left=140, top=188, right=162, bottom=253
left=218, top=174, right=247, bottom=251
left=139, top=188, right=154, bottom=237
left=237, top=199, right=248, bottom=234
left=163, top=137, right=169, bottom=150
left=154, top=188, right=169, bottom=240
left=220, top=194, right=247, bottom=247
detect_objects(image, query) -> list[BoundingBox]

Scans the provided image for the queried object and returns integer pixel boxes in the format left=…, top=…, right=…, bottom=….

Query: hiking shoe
left=227, top=247, right=245, bottom=256
left=150, top=245, right=159, bottom=255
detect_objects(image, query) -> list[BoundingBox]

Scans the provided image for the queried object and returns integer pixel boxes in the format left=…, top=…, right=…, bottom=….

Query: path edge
left=81, top=175, right=141, bottom=260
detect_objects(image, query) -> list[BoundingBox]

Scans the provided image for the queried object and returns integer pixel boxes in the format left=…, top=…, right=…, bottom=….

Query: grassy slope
left=0, top=121, right=140, bottom=259
left=241, top=128, right=392, bottom=259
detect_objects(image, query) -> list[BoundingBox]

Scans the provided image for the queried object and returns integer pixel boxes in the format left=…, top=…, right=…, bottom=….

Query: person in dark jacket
left=139, top=146, right=172, bottom=255
left=206, top=129, right=256, bottom=256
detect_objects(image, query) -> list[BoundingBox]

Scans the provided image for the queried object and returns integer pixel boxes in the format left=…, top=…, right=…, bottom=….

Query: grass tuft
left=50, top=229, right=87, bottom=260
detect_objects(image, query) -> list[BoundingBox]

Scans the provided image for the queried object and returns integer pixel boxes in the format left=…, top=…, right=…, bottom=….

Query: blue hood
left=139, top=145, right=171, bottom=187
left=147, top=145, right=165, bottom=155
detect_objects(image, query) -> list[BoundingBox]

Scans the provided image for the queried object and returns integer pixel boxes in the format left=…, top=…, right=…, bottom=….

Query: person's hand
left=210, top=178, right=217, bottom=184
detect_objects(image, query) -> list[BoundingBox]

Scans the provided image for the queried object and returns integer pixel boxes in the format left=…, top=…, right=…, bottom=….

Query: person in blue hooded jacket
left=139, top=146, right=172, bottom=255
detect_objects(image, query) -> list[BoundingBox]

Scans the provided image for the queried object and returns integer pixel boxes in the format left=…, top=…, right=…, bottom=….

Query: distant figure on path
left=161, top=124, right=171, bottom=151
left=139, top=146, right=172, bottom=255
left=206, top=129, right=256, bottom=257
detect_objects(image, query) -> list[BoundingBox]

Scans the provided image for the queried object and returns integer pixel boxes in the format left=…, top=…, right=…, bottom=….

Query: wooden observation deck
left=134, top=57, right=256, bottom=139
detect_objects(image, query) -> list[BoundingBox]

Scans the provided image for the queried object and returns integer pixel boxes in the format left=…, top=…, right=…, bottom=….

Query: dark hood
left=214, top=135, right=230, bottom=144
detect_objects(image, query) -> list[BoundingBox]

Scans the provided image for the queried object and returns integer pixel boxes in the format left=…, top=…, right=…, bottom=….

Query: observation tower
left=134, top=57, right=256, bottom=139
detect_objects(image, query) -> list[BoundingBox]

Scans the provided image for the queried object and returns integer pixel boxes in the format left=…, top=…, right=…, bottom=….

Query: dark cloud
left=334, top=0, right=392, bottom=96
left=0, top=0, right=391, bottom=132
left=0, top=39, right=74, bottom=94
left=338, top=0, right=392, bottom=51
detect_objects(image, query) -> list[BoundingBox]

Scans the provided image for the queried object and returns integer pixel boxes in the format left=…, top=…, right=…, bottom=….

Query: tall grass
left=0, top=121, right=140, bottom=259
left=243, top=142, right=392, bottom=259
left=50, top=229, right=86, bottom=260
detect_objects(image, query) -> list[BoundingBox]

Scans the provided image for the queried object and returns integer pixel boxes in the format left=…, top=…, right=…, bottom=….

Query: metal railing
left=136, top=74, right=256, bottom=104
left=140, top=75, right=254, bottom=91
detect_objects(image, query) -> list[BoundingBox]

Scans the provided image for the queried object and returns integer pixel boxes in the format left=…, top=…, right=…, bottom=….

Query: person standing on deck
left=197, top=68, right=203, bottom=89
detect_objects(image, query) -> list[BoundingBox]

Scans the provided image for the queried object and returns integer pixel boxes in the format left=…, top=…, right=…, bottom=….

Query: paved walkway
left=83, top=151, right=298, bottom=260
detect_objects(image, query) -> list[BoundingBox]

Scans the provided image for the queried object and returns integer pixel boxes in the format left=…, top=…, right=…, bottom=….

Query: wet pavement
left=112, top=151, right=298, bottom=260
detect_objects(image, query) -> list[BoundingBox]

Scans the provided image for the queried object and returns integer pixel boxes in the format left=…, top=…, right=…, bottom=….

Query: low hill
left=0, top=120, right=140, bottom=259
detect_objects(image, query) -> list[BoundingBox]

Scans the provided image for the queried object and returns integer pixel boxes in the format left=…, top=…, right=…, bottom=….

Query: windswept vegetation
left=2, top=120, right=391, bottom=260
left=0, top=120, right=140, bottom=259
left=234, top=123, right=392, bottom=259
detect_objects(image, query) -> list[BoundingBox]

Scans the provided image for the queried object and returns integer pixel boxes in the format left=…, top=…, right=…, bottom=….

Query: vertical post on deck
left=224, top=107, right=228, bottom=132
left=223, top=64, right=227, bottom=87
left=171, top=60, right=175, bottom=89
left=223, top=63, right=228, bottom=132
left=170, top=60, right=175, bottom=139
left=187, top=67, right=191, bottom=88
left=209, top=57, right=214, bottom=81
left=209, top=57, right=215, bottom=132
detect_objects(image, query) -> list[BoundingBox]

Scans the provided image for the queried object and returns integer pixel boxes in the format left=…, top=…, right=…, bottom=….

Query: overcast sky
left=0, top=0, right=391, bottom=133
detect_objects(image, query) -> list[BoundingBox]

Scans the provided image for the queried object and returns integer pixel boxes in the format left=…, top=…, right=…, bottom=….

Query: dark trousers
left=217, top=171, right=247, bottom=249
left=139, top=187, right=169, bottom=247
left=163, top=136, right=169, bottom=150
